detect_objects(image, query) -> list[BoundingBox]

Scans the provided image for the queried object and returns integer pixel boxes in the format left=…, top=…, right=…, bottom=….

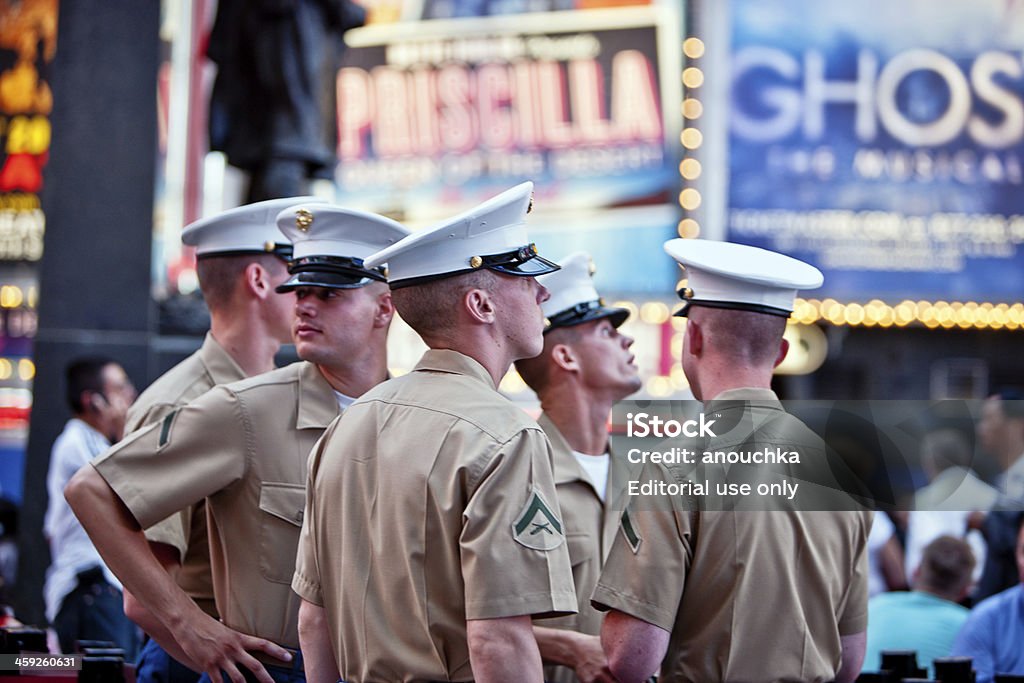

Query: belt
left=250, top=647, right=303, bottom=671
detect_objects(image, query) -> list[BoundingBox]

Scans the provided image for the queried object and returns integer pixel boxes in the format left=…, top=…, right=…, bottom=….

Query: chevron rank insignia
left=512, top=487, right=564, bottom=551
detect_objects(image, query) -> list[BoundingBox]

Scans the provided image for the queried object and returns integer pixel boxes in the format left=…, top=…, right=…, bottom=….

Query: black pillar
left=14, top=0, right=161, bottom=626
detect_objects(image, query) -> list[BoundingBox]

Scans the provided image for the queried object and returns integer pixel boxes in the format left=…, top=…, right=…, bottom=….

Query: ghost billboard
left=727, top=0, right=1024, bottom=303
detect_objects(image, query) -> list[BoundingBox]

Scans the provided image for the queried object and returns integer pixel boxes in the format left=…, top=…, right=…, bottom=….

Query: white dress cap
left=538, top=252, right=629, bottom=332
left=364, top=181, right=559, bottom=288
left=275, top=203, right=410, bottom=291
left=182, top=196, right=325, bottom=259
left=664, top=239, right=823, bottom=317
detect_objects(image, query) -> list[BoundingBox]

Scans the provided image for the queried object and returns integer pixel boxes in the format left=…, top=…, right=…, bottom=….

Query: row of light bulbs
left=678, top=36, right=705, bottom=238
left=793, top=299, right=1024, bottom=330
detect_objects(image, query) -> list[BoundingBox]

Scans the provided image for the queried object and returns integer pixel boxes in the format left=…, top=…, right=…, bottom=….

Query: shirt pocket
left=257, top=482, right=305, bottom=584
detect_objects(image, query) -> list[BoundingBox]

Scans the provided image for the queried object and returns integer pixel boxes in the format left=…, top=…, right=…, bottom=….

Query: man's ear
left=550, top=343, right=579, bottom=373
left=773, top=337, right=790, bottom=368
left=685, top=318, right=703, bottom=358
left=464, top=288, right=496, bottom=325
left=244, top=262, right=271, bottom=300
left=373, top=290, right=395, bottom=328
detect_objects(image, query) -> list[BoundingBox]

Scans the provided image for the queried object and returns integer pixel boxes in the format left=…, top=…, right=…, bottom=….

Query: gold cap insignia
left=527, top=193, right=535, bottom=214
left=529, top=244, right=538, bottom=255
left=682, top=287, right=694, bottom=299
left=263, top=240, right=276, bottom=253
left=382, top=266, right=389, bottom=278
left=470, top=255, right=483, bottom=268
left=295, top=208, right=314, bottom=232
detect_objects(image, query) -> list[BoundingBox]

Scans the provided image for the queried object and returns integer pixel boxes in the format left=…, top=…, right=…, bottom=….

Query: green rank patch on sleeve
left=158, top=409, right=179, bottom=449
left=512, top=487, right=565, bottom=551
left=620, top=508, right=642, bottom=554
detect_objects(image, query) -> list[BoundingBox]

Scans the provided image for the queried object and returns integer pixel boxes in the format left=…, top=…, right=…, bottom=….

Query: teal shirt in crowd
left=865, top=590, right=969, bottom=676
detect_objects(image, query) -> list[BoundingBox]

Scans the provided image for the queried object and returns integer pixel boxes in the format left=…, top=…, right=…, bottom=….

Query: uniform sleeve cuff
left=465, top=589, right=578, bottom=620
left=291, top=571, right=323, bottom=606
left=590, top=583, right=677, bottom=632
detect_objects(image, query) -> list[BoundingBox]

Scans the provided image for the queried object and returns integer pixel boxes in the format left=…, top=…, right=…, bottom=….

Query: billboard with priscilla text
left=332, top=6, right=683, bottom=293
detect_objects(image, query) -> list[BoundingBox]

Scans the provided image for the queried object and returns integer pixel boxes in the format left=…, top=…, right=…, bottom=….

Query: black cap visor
left=545, top=300, right=629, bottom=333
left=388, top=244, right=561, bottom=289
left=276, top=255, right=385, bottom=293
left=673, top=299, right=792, bottom=318
left=484, top=244, right=560, bottom=277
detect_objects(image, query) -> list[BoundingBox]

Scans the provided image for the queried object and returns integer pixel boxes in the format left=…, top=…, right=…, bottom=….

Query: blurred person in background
left=44, top=357, right=137, bottom=655
left=865, top=535, right=975, bottom=676
left=951, top=518, right=1024, bottom=683
left=868, top=510, right=908, bottom=596
left=904, top=428, right=997, bottom=589
left=970, top=391, right=1024, bottom=601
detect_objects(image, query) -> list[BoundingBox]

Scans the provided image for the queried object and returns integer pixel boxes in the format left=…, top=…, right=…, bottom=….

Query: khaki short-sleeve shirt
left=535, top=414, right=633, bottom=683
left=94, top=361, right=339, bottom=648
left=292, top=349, right=577, bottom=682
left=592, top=388, right=872, bottom=683
left=123, top=333, right=246, bottom=617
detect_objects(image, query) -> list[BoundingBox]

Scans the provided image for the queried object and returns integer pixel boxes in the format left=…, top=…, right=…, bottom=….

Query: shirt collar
left=296, top=361, right=343, bottom=429
left=538, top=413, right=584, bottom=486
left=199, top=332, right=248, bottom=386
left=710, top=387, right=779, bottom=401
left=412, top=349, right=495, bottom=388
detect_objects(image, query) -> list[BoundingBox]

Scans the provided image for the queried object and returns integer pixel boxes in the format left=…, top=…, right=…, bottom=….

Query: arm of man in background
left=836, top=632, right=866, bottom=683
left=65, top=466, right=289, bottom=683
left=533, top=625, right=617, bottom=683
left=122, top=543, right=186, bottom=659
left=298, top=599, right=338, bottom=683
left=600, top=610, right=668, bottom=683
left=468, top=615, right=544, bottom=683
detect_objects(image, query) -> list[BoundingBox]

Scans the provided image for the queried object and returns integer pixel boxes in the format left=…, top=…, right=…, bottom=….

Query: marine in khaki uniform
left=594, top=239, right=872, bottom=683
left=123, top=198, right=321, bottom=683
left=66, top=205, right=409, bottom=683
left=293, top=182, right=577, bottom=683
left=513, top=252, right=641, bottom=683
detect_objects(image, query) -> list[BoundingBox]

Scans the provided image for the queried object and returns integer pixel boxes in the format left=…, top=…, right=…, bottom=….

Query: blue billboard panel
left=727, top=0, right=1024, bottom=303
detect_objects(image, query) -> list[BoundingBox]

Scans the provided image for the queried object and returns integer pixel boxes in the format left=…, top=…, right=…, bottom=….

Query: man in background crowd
left=904, top=428, right=996, bottom=588
left=865, top=535, right=975, bottom=675
left=971, top=391, right=1024, bottom=601
left=45, top=357, right=137, bottom=655
left=952, top=518, right=1024, bottom=683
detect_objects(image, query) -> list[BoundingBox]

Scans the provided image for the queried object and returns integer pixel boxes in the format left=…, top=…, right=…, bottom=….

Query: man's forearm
left=123, top=542, right=200, bottom=671
left=65, top=465, right=200, bottom=632
left=836, top=631, right=866, bottom=683
left=601, top=610, right=668, bottom=683
left=298, top=600, right=339, bottom=683
left=468, top=616, right=543, bottom=683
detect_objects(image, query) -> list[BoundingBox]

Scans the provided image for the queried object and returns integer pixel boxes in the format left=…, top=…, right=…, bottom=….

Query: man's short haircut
left=392, top=269, right=498, bottom=338
left=65, top=356, right=116, bottom=414
left=515, top=324, right=584, bottom=394
left=917, top=535, right=975, bottom=597
left=697, top=307, right=788, bottom=365
left=921, top=428, right=973, bottom=472
left=196, top=253, right=284, bottom=312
